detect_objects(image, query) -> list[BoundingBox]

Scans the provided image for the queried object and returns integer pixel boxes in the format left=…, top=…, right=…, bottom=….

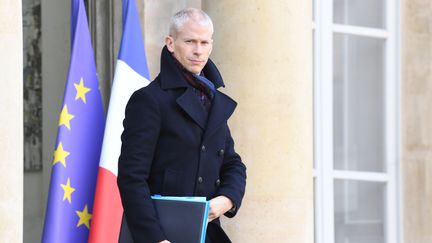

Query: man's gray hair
left=169, top=8, right=214, bottom=38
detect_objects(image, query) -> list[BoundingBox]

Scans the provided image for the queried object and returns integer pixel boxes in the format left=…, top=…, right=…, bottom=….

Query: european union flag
left=42, top=0, right=105, bottom=242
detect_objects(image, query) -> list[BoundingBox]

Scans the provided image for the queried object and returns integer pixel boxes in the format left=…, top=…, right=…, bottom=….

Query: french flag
left=89, top=0, right=150, bottom=242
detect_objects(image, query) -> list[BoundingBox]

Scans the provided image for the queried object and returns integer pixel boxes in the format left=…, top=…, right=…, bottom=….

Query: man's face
left=166, top=19, right=213, bottom=74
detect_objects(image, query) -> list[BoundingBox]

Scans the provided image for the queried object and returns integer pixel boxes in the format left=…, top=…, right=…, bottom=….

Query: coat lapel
left=158, top=45, right=236, bottom=133
left=203, top=91, right=237, bottom=141
left=176, top=87, right=208, bottom=130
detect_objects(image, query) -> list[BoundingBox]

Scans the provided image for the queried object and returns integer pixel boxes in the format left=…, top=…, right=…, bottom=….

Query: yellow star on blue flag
left=74, top=78, right=91, bottom=103
left=76, top=204, right=92, bottom=229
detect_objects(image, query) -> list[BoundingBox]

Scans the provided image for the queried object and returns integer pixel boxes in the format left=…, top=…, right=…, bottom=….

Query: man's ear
left=165, top=36, right=175, bottom=52
left=208, top=39, right=213, bottom=55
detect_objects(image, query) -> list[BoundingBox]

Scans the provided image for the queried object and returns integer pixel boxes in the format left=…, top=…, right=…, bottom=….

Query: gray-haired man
left=118, top=8, right=247, bottom=243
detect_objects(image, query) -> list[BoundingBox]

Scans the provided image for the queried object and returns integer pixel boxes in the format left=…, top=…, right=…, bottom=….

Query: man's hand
left=208, top=196, right=234, bottom=222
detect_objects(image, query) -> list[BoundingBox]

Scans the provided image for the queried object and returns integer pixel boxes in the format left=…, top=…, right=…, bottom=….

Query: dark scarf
left=171, top=54, right=215, bottom=110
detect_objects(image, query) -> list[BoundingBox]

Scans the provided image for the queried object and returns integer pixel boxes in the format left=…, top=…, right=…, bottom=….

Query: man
left=117, top=8, right=246, bottom=243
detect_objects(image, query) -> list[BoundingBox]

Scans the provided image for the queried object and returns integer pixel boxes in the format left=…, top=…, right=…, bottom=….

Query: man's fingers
left=208, top=208, right=215, bottom=222
left=208, top=206, right=220, bottom=222
left=208, top=214, right=216, bottom=222
left=208, top=196, right=232, bottom=222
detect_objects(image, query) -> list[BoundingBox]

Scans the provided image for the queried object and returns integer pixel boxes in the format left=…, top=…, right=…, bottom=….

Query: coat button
left=198, top=177, right=203, bottom=184
left=215, top=179, right=221, bottom=186
left=218, top=149, right=224, bottom=157
left=201, top=145, right=206, bottom=152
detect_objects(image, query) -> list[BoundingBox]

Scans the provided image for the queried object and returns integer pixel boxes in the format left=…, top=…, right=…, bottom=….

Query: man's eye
left=185, top=40, right=193, bottom=44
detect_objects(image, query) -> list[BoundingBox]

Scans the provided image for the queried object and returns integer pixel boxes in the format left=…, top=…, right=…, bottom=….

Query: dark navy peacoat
left=117, top=46, right=247, bottom=243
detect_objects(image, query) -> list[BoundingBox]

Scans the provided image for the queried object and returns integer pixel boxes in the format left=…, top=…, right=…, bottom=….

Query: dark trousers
left=205, top=222, right=232, bottom=243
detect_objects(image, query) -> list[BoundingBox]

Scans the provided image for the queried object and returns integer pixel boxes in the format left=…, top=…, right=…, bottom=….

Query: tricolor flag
left=42, top=0, right=105, bottom=242
left=89, top=0, right=150, bottom=242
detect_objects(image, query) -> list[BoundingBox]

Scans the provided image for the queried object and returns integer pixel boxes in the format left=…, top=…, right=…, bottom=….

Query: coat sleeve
left=216, top=125, right=247, bottom=218
left=117, top=89, right=166, bottom=243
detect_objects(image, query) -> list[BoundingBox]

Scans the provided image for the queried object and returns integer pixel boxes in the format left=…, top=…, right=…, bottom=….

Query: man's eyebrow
left=182, top=37, right=211, bottom=42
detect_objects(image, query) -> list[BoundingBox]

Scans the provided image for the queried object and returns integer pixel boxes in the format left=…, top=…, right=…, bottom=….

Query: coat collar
left=159, top=46, right=225, bottom=90
left=158, top=46, right=236, bottom=137
left=175, top=86, right=237, bottom=137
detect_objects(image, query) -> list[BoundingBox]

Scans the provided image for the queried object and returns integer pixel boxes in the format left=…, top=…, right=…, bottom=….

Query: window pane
left=313, top=0, right=315, bottom=22
left=334, top=180, right=386, bottom=243
left=313, top=29, right=316, bottom=169
left=314, top=178, right=317, bottom=243
left=333, top=34, right=386, bottom=172
left=333, top=0, right=386, bottom=28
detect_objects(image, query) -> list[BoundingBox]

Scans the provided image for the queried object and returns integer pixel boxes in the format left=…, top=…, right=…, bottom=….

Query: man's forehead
left=177, top=28, right=213, bottom=41
left=178, top=34, right=213, bottom=41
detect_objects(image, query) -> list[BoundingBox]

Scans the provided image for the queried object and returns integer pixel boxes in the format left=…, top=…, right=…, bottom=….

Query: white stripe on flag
left=99, top=60, right=150, bottom=175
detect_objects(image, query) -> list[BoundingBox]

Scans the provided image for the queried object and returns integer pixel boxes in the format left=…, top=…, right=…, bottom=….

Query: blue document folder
left=119, top=196, right=210, bottom=243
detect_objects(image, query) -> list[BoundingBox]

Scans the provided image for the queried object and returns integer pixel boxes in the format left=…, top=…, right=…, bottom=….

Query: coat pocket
left=162, top=169, right=182, bottom=196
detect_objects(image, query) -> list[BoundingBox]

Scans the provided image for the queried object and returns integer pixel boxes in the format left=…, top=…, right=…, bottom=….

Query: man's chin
left=187, top=67, right=203, bottom=75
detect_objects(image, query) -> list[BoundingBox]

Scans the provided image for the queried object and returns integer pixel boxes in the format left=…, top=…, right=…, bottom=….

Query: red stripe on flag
left=89, top=167, right=123, bottom=243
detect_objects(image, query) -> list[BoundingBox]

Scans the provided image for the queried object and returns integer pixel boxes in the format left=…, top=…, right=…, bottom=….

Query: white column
left=203, top=1, right=313, bottom=242
left=0, top=0, right=23, bottom=242
left=402, top=0, right=432, bottom=242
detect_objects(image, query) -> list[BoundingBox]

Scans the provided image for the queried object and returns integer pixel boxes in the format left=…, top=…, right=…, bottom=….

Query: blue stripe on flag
left=118, top=0, right=150, bottom=80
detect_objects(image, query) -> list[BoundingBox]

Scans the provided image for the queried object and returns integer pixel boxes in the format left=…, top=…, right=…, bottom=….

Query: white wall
left=0, top=0, right=23, bottom=242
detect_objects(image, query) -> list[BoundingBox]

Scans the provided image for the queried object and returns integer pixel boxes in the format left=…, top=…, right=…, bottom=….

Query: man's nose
left=193, top=43, right=203, bottom=55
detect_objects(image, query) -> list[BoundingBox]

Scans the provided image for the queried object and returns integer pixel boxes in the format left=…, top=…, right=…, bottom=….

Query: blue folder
left=119, top=196, right=210, bottom=243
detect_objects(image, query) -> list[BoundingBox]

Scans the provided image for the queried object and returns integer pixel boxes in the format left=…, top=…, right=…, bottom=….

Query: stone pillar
left=202, top=1, right=313, bottom=242
left=0, top=0, right=23, bottom=242
left=402, top=0, right=432, bottom=242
